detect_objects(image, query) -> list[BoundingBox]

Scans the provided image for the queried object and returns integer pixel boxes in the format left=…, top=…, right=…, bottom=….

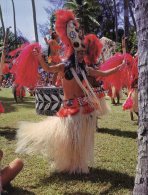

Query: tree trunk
left=0, top=5, right=5, bottom=39
left=11, top=0, right=17, bottom=47
left=113, top=0, right=118, bottom=42
left=124, top=0, right=129, bottom=51
left=129, top=2, right=136, bottom=31
left=31, top=0, right=39, bottom=42
left=133, top=1, right=148, bottom=195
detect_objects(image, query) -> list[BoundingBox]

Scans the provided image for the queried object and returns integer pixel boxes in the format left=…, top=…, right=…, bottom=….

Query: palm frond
left=88, top=15, right=100, bottom=26
left=63, top=1, right=78, bottom=9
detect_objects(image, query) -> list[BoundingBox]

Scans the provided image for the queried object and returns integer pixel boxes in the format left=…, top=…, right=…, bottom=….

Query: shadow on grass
left=0, top=97, right=17, bottom=113
left=0, top=96, right=35, bottom=113
left=0, top=127, right=16, bottom=141
left=16, top=100, right=35, bottom=109
left=97, top=128, right=137, bottom=139
left=64, top=192, right=92, bottom=195
left=112, top=103, right=123, bottom=106
left=40, top=167, right=134, bottom=194
left=2, top=185, right=35, bottom=195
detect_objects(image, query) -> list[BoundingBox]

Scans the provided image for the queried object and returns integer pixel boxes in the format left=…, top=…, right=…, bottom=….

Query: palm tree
left=129, top=0, right=136, bottom=31
left=50, top=13, right=56, bottom=32
left=97, top=0, right=117, bottom=40
left=11, top=0, right=17, bottom=46
left=113, top=0, right=118, bottom=42
left=64, top=0, right=100, bottom=34
left=133, top=0, right=148, bottom=194
left=124, top=0, right=129, bottom=51
left=0, top=5, right=5, bottom=38
left=31, top=0, right=38, bottom=42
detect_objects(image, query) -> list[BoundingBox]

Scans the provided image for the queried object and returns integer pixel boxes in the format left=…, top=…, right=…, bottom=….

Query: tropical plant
left=113, top=0, right=118, bottom=42
left=124, top=0, right=129, bottom=38
left=0, top=27, right=29, bottom=58
left=97, top=0, right=116, bottom=40
left=129, top=0, right=136, bottom=30
left=128, top=28, right=137, bottom=55
left=116, top=0, right=137, bottom=52
left=64, top=0, right=101, bottom=34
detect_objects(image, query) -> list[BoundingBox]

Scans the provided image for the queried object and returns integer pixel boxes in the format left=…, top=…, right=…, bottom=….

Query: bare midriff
left=62, top=78, right=84, bottom=100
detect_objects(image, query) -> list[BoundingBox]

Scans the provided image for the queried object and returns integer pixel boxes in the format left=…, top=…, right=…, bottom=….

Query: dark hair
left=51, top=32, right=57, bottom=39
left=67, top=53, right=85, bottom=69
left=48, top=46, right=51, bottom=56
left=67, top=53, right=75, bottom=66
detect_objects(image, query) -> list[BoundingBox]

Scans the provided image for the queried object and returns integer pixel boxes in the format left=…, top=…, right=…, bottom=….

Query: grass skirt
left=98, top=97, right=110, bottom=116
left=16, top=109, right=97, bottom=174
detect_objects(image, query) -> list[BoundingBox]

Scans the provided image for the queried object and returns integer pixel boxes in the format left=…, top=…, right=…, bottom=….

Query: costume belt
left=57, top=96, right=94, bottom=117
left=93, top=87, right=105, bottom=98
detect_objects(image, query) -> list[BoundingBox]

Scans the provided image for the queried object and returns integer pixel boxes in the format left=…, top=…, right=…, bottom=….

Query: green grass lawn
left=0, top=88, right=138, bottom=195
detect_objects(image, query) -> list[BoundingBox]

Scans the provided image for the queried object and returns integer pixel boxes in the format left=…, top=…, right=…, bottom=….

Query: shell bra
left=64, top=60, right=86, bottom=81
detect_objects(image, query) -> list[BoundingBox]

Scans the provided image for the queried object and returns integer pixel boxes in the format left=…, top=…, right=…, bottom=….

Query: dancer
left=44, top=31, right=61, bottom=85
left=16, top=9, right=125, bottom=174
left=44, top=31, right=61, bottom=64
left=84, top=34, right=110, bottom=116
left=123, top=54, right=138, bottom=120
left=12, top=83, right=26, bottom=103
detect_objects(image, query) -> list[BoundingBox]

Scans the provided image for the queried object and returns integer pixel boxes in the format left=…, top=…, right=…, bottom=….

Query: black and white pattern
left=35, top=87, right=64, bottom=116
left=99, top=37, right=116, bottom=62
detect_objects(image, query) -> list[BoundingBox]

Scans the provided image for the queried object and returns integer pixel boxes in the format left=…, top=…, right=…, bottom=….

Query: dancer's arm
left=86, top=61, right=125, bottom=77
left=34, top=49, right=64, bottom=73
left=44, top=37, right=49, bottom=45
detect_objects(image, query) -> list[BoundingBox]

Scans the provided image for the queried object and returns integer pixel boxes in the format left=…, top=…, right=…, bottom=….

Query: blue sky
left=0, top=0, right=54, bottom=46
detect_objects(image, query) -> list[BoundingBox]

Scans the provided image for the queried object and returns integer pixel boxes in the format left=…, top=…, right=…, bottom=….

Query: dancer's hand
left=86, top=66, right=94, bottom=76
left=32, top=48, right=42, bottom=59
left=32, top=47, right=40, bottom=55
left=44, top=37, right=48, bottom=45
left=118, top=60, right=126, bottom=71
left=44, top=37, right=48, bottom=42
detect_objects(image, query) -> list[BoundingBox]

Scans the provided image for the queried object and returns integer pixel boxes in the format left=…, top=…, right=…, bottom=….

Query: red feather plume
left=98, top=53, right=135, bottom=92
left=55, top=9, right=78, bottom=59
left=0, top=102, right=4, bottom=113
left=11, top=43, right=41, bottom=88
left=84, top=34, right=103, bottom=65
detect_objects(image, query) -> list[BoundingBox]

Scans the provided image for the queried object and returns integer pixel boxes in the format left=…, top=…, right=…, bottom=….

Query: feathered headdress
left=84, top=34, right=103, bottom=65
left=55, top=9, right=85, bottom=58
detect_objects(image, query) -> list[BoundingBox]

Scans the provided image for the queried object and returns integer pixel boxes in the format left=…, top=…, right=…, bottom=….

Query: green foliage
left=128, top=30, right=137, bottom=55
left=41, top=0, right=137, bottom=47
left=64, top=0, right=101, bottom=34
left=115, top=42, right=122, bottom=53
left=97, top=0, right=116, bottom=40
left=115, top=29, right=138, bottom=55
left=50, top=13, right=56, bottom=32
left=0, top=27, right=28, bottom=58
left=0, top=88, right=137, bottom=194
